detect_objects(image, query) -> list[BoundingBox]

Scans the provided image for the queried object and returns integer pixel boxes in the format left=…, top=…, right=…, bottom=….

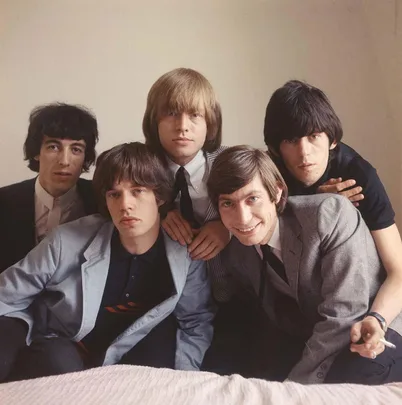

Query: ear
left=157, top=199, right=165, bottom=208
left=275, top=186, right=283, bottom=204
left=329, top=141, right=337, bottom=150
left=34, top=155, right=40, bottom=161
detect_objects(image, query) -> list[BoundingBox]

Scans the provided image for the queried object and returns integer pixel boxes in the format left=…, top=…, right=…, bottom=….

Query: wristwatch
left=366, top=311, right=388, bottom=332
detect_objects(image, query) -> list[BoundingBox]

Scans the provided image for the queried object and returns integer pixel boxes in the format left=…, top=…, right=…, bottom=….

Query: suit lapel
left=279, top=213, right=303, bottom=300
left=79, top=221, right=114, bottom=333
left=19, top=179, right=36, bottom=251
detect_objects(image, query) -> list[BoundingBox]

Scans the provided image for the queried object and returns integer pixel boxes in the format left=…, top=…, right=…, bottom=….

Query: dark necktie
left=260, top=244, right=288, bottom=283
left=174, top=167, right=199, bottom=228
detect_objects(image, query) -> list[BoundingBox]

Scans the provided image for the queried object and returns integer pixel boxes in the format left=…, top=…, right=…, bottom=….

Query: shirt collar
left=167, top=150, right=205, bottom=186
left=267, top=219, right=281, bottom=252
left=111, top=229, right=164, bottom=263
left=35, top=177, right=78, bottom=210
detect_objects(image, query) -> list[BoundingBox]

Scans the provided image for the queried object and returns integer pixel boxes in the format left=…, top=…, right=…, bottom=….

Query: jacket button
left=317, top=372, right=324, bottom=379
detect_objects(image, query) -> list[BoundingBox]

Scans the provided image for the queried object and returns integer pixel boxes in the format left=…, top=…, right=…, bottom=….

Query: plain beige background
left=0, top=0, right=401, bottom=225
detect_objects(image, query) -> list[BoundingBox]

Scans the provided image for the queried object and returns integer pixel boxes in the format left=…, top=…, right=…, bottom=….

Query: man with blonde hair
left=143, top=68, right=252, bottom=374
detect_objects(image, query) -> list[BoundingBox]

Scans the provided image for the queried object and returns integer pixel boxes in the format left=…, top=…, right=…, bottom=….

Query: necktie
left=260, top=244, right=288, bottom=283
left=174, top=167, right=199, bottom=228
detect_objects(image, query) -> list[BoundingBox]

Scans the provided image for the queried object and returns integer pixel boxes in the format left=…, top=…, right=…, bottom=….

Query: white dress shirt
left=167, top=150, right=209, bottom=225
left=35, top=178, right=85, bottom=243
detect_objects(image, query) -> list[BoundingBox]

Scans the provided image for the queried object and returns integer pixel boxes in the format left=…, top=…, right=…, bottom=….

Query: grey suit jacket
left=223, top=194, right=402, bottom=384
left=0, top=215, right=215, bottom=370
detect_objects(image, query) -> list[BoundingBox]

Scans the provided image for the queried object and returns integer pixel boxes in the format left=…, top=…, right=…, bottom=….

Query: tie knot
left=260, top=244, right=272, bottom=262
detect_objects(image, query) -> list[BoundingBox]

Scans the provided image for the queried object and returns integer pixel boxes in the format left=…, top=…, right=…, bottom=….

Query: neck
left=38, top=177, right=70, bottom=199
left=119, top=218, right=161, bottom=255
left=169, top=152, right=198, bottom=167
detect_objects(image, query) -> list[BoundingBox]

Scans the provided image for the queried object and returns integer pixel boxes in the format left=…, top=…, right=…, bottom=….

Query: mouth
left=120, top=217, right=140, bottom=224
left=53, top=171, right=72, bottom=177
left=234, top=223, right=260, bottom=234
left=173, top=138, right=193, bottom=143
left=298, top=163, right=315, bottom=170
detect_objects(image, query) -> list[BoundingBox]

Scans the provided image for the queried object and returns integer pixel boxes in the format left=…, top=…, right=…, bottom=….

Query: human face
left=158, top=110, right=207, bottom=166
left=35, top=136, right=86, bottom=198
left=279, top=132, right=337, bottom=187
left=218, top=175, right=282, bottom=246
left=106, top=180, right=161, bottom=249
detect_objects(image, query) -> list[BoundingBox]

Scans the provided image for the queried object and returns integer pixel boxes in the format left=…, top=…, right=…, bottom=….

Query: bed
left=0, top=365, right=401, bottom=405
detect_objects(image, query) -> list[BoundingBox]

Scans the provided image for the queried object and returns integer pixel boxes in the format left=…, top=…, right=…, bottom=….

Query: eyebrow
left=218, top=190, right=262, bottom=202
left=43, top=139, right=86, bottom=148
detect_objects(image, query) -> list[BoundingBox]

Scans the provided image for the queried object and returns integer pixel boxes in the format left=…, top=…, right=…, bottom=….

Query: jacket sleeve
left=173, top=258, right=216, bottom=371
left=288, top=196, right=374, bottom=384
left=0, top=230, right=61, bottom=318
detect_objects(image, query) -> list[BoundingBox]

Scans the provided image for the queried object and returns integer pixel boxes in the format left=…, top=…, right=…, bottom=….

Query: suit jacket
left=222, top=194, right=402, bottom=384
left=0, top=177, right=97, bottom=272
left=0, top=214, right=214, bottom=370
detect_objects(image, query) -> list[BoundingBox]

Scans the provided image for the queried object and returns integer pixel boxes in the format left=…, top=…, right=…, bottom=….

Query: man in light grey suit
left=0, top=142, right=214, bottom=382
left=207, top=145, right=402, bottom=385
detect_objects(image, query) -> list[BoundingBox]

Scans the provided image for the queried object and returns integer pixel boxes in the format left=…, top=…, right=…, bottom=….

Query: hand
left=162, top=210, right=194, bottom=246
left=350, top=316, right=385, bottom=359
left=188, top=220, right=230, bottom=261
left=317, top=178, right=364, bottom=207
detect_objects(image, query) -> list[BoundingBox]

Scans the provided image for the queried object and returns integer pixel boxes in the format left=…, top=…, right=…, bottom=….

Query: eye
left=192, top=112, right=203, bottom=118
left=310, top=133, right=321, bottom=140
left=167, top=111, right=177, bottom=117
left=131, top=188, right=146, bottom=196
left=220, top=200, right=233, bottom=208
left=283, top=138, right=297, bottom=145
left=72, top=147, right=84, bottom=154
left=247, top=196, right=259, bottom=204
left=106, top=191, right=119, bottom=199
left=47, top=144, right=59, bottom=151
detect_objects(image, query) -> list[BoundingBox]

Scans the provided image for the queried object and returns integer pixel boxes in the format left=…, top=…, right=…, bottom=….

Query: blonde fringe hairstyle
left=142, top=68, right=222, bottom=154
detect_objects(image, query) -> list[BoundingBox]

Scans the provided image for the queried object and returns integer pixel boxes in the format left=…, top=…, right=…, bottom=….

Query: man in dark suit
left=0, top=103, right=99, bottom=272
left=207, top=145, right=402, bottom=385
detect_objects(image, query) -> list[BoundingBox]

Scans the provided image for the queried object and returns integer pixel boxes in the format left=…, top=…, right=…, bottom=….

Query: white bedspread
left=1, top=365, right=401, bottom=405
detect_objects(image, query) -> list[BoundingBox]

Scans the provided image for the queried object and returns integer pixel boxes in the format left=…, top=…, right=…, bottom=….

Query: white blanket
left=1, top=365, right=401, bottom=405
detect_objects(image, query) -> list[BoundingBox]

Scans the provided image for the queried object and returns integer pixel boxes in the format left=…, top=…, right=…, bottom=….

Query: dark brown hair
left=142, top=68, right=222, bottom=155
left=207, top=145, right=288, bottom=213
left=24, top=103, right=98, bottom=172
left=93, top=142, right=173, bottom=217
left=264, top=80, right=343, bottom=157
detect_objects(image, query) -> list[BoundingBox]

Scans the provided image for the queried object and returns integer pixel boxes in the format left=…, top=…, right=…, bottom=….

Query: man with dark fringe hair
left=0, top=103, right=99, bottom=272
left=0, top=142, right=214, bottom=382
left=263, top=80, right=402, bottom=361
left=207, top=144, right=402, bottom=385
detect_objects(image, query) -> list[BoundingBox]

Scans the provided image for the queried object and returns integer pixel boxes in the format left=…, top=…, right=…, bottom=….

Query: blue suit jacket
left=0, top=215, right=214, bottom=370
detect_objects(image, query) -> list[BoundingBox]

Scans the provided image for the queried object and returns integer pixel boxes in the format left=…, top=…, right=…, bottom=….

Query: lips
left=53, top=172, right=72, bottom=176
left=120, top=217, right=140, bottom=224
left=234, top=223, right=260, bottom=233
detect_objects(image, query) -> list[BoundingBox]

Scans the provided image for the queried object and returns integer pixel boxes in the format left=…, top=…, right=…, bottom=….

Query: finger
left=326, top=177, right=343, bottom=185
left=188, top=231, right=208, bottom=252
left=348, top=194, right=364, bottom=203
left=162, top=221, right=178, bottom=242
left=350, top=342, right=385, bottom=358
left=201, top=246, right=221, bottom=261
left=350, top=323, right=362, bottom=343
left=333, top=179, right=356, bottom=192
left=353, top=202, right=360, bottom=207
left=191, top=240, right=215, bottom=260
left=167, top=219, right=188, bottom=246
left=338, top=186, right=363, bottom=199
left=170, top=216, right=193, bottom=244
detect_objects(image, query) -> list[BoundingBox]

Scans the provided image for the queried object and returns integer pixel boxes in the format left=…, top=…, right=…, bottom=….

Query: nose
left=298, top=137, right=311, bottom=157
left=119, top=191, right=135, bottom=212
left=176, top=113, right=190, bottom=133
left=236, top=204, right=252, bottom=225
left=58, top=148, right=71, bottom=166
